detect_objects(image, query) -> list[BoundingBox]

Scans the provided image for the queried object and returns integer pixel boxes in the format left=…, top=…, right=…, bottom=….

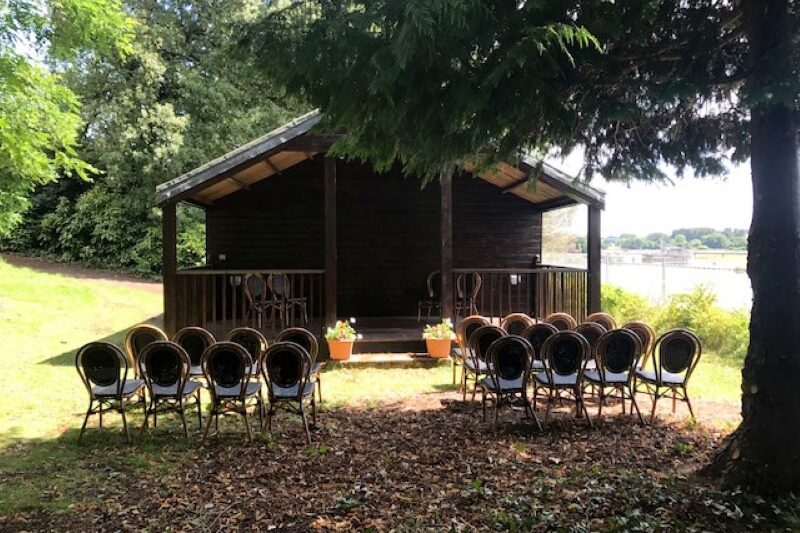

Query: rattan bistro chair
left=261, top=342, right=317, bottom=443
left=623, top=321, right=657, bottom=369
left=453, top=315, right=490, bottom=388
left=544, top=312, right=578, bottom=331
left=276, top=327, right=323, bottom=403
left=585, top=312, right=617, bottom=331
left=173, top=326, right=216, bottom=379
left=124, top=324, right=167, bottom=376
left=635, top=329, right=702, bottom=423
left=201, top=342, right=264, bottom=443
left=267, top=273, right=308, bottom=327
left=480, top=336, right=542, bottom=431
left=455, top=272, right=482, bottom=317
left=76, top=342, right=145, bottom=443
left=225, top=327, right=269, bottom=379
left=533, top=331, right=592, bottom=426
left=466, top=325, right=506, bottom=403
left=583, top=329, right=644, bottom=424
left=500, top=313, right=535, bottom=336
left=575, top=321, right=608, bottom=371
left=519, top=322, right=558, bottom=373
left=417, top=270, right=442, bottom=321
left=243, top=273, right=282, bottom=330
left=138, top=341, right=203, bottom=440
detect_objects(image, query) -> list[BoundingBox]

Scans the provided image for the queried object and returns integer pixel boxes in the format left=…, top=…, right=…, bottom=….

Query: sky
left=552, top=154, right=753, bottom=237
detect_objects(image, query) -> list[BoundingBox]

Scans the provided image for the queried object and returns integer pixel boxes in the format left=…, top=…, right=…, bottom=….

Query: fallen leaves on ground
left=1, top=393, right=797, bottom=531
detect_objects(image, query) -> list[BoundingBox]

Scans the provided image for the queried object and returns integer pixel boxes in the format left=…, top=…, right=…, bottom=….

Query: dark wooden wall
left=205, top=156, right=542, bottom=317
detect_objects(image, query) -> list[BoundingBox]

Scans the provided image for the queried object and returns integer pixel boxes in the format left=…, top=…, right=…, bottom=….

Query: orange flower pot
left=426, top=338, right=452, bottom=358
left=328, top=339, right=355, bottom=360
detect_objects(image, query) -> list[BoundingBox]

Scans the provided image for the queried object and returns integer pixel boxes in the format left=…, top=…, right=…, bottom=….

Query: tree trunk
left=707, top=0, right=800, bottom=492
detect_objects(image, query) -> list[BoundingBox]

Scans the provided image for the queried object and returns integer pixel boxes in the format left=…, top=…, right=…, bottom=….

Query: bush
left=602, top=284, right=749, bottom=360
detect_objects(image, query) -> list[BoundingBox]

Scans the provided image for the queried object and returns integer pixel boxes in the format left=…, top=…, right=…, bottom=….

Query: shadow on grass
left=40, top=315, right=164, bottom=366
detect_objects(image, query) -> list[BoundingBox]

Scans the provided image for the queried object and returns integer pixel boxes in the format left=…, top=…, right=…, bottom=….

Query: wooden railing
left=174, top=268, right=325, bottom=333
left=452, top=267, right=588, bottom=322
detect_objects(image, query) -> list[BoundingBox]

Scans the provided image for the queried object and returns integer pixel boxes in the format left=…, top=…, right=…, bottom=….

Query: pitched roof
left=155, top=110, right=605, bottom=209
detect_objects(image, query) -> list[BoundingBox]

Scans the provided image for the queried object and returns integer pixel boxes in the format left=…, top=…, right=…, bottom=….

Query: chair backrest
left=585, top=312, right=617, bottom=331
left=575, top=321, right=608, bottom=359
left=426, top=270, right=442, bottom=298
left=173, top=327, right=216, bottom=366
left=225, top=327, right=269, bottom=366
left=468, top=325, right=506, bottom=363
left=622, top=321, right=656, bottom=366
left=654, top=329, right=702, bottom=383
left=202, top=342, right=252, bottom=400
left=276, top=327, right=319, bottom=360
left=76, top=342, right=129, bottom=399
left=267, top=273, right=291, bottom=298
left=595, top=329, right=642, bottom=382
left=243, top=273, right=265, bottom=304
left=500, top=313, right=534, bottom=336
left=544, top=312, right=578, bottom=331
left=263, top=342, right=312, bottom=400
left=456, top=272, right=482, bottom=299
left=486, top=335, right=533, bottom=389
left=520, top=323, right=558, bottom=360
left=541, top=331, right=589, bottom=377
left=457, top=315, right=489, bottom=344
left=139, top=341, right=191, bottom=396
left=124, top=324, right=168, bottom=370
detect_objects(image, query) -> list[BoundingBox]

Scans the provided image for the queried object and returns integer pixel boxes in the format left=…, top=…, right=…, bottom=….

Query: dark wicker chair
left=466, top=325, right=507, bottom=403
left=480, top=335, right=541, bottom=431
left=500, top=313, right=535, bottom=336
left=453, top=315, right=490, bottom=388
left=635, top=329, right=702, bottom=423
left=455, top=272, right=482, bottom=318
left=519, top=322, right=559, bottom=373
left=201, top=342, right=264, bottom=443
left=267, top=273, right=308, bottom=327
left=138, top=341, right=203, bottom=440
left=585, top=312, right=617, bottom=331
left=544, top=312, right=578, bottom=331
left=261, top=342, right=317, bottom=443
left=533, top=331, right=592, bottom=425
left=417, top=270, right=442, bottom=321
left=575, top=321, right=608, bottom=371
left=276, top=327, right=323, bottom=403
left=225, top=327, right=269, bottom=379
left=124, top=324, right=167, bottom=376
left=623, top=321, right=657, bottom=369
left=76, top=342, right=145, bottom=443
left=583, top=329, right=644, bottom=423
left=242, top=273, right=282, bottom=330
left=173, top=326, right=216, bottom=379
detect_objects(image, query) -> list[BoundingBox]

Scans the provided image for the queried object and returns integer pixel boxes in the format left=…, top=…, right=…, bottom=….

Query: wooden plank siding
left=205, top=155, right=543, bottom=318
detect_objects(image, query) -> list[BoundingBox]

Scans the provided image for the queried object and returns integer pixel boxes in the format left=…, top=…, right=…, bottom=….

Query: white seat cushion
left=533, top=373, right=579, bottom=387
left=635, top=369, right=686, bottom=385
left=93, top=379, right=144, bottom=398
left=271, top=382, right=316, bottom=399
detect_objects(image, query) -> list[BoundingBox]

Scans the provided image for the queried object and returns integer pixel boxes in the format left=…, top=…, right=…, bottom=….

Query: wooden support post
left=440, top=173, right=454, bottom=320
left=324, top=157, right=338, bottom=326
left=587, top=205, right=602, bottom=314
left=162, top=202, right=178, bottom=336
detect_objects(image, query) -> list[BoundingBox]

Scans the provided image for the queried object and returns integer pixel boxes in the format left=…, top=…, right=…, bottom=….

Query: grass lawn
left=0, top=255, right=750, bottom=524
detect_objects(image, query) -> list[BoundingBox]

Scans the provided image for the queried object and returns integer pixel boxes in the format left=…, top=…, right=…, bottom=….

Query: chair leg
left=452, top=359, right=456, bottom=385
left=311, top=396, right=317, bottom=426
left=672, top=391, right=677, bottom=413
left=597, top=387, right=604, bottom=422
left=99, top=402, right=103, bottom=428
left=139, top=402, right=151, bottom=438
left=493, top=394, right=500, bottom=432
left=300, top=405, right=312, bottom=444
left=649, top=389, right=660, bottom=424
left=545, top=389, right=554, bottom=424
left=684, top=388, right=696, bottom=421
left=317, top=376, right=323, bottom=404
left=629, top=386, right=645, bottom=425
left=461, top=368, right=468, bottom=399
left=481, top=388, right=487, bottom=422
left=120, top=401, right=132, bottom=444
left=78, top=399, right=93, bottom=443
left=257, top=392, right=265, bottom=429
left=201, top=410, right=215, bottom=445
left=243, top=406, right=253, bottom=442
left=179, top=401, right=189, bottom=441
left=196, top=389, right=203, bottom=429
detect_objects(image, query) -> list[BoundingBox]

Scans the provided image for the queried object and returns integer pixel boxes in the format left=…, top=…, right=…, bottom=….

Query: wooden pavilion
left=156, top=110, right=605, bottom=351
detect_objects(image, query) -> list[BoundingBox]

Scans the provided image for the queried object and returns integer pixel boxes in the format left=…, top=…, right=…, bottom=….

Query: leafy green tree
left=674, top=234, right=688, bottom=247
left=702, top=232, right=731, bottom=249
left=0, top=0, right=134, bottom=234
left=688, top=238, right=703, bottom=249
left=246, top=0, right=800, bottom=492
left=7, top=0, right=300, bottom=274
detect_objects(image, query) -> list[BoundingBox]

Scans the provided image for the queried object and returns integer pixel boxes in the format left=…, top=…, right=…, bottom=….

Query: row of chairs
left=76, top=325, right=324, bottom=444
left=452, top=312, right=701, bottom=430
